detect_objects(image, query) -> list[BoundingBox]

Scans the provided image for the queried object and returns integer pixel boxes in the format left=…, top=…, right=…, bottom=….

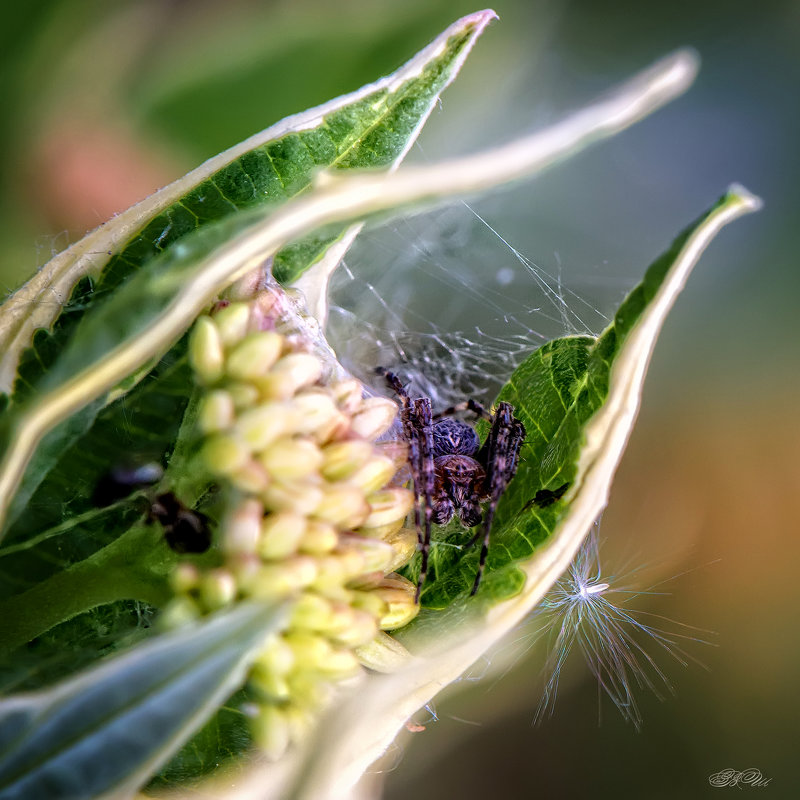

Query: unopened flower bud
left=373, top=574, right=420, bottom=628
left=345, top=455, right=397, bottom=494
left=317, top=647, right=361, bottom=678
left=330, top=379, right=364, bottom=415
left=262, top=480, right=323, bottom=516
left=248, top=557, right=318, bottom=599
left=299, top=520, right=339, bottom=555
left=189, top=316, right=225, bottom=384
left=212, top=301, right=251, bottom=346
left=251, top=705, right=290, bottom=761
left=198, top=390, right=236, bottom=434
left=226, top=381, right=261, bottom=410
left=285, top=392, right=343, bottom=440
left=200, top=568, right=237, bottom=609
left=320, top=440, right=374, bottom=481
left=327, top=606, right=379, bottom=648
left=259, top=511, right=307, bottom=559
left=313, top=485, right=370, bottom=529
left=259, top=436, right=324, bottom=480
left=202, top=433, right=250, bottom=475
left=285, top=630, right=333, bottom=669
left=381, top=526, right=419, bottom=572
left=350, top=397, right=398, bottom=440
left=226, top=331, right=284, bottom=381
left=223, top=498, right=263, bottom=555
left=234, top=402, right=291, bottom=452
left=338, top=533, right=396, bottom=573
left=170, top=562, right=201, bottom=594
left=159, top=596, right=201, bottom=628
left=255, top=635, right=296, bottom=676
left=256, top=353, right=322, bottom=399
left=361, top=488, right=414, bottom=532
left=290, top=592, right=334, bottom=631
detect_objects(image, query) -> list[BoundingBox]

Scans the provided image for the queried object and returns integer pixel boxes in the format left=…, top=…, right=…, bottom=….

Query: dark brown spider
left=379, top=369, right=526, bottom=601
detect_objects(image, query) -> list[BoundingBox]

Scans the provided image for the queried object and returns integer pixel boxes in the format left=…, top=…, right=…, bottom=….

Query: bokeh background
left=1, top=1, right=797, bottom=798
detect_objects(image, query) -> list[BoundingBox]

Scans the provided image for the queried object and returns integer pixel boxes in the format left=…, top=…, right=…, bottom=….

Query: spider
left=379, top=369, right=526, bottom=601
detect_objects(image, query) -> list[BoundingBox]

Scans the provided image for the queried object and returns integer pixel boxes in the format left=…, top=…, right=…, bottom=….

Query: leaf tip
left=726, top=183, right=763, bottom=213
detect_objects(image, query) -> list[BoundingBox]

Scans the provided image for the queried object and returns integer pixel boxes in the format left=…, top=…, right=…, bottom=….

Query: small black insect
left=149, top=493, right=212, bottom=554
left=379, top=369, right=526, bottom=600
left=93, top=463, right=212, bottom=554
left=531, top=482, right=570, bottom=509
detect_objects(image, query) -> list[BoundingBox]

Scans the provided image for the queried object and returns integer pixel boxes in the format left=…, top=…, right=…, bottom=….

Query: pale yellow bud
left=375, top=440, right=410, bottom=470
left=299, top=520, right=339, bottom=555
left=381, top=526, right=419, bottom=572
left=255, top=635, right=295, bottom=676
left=225, top=331, right=284, bottom=381
left=285, top=392, right=343, bottom=440
left=345, top=455, right=397, bottom=494
left=227, top=381, right=261, bottom=410
left=189, top=316, right=225, bottom=384
left=349, top=397, right=398, bottom=440
left=338, top=533, right=396, bottom=573
left=223, top=498, right=263, bottom=555
left=320, top=439, right=373, bottom=481
left=160, top=596, right=201, bottom=628
left=285, top=630, right=332, bottom=668
left=313, top=485, right=370, bottom=529
left=251, top=705, right=290, bottom=761
left=327, top=606, right=379, bottom=648
left=250, top=668, right=290, bottom=702
left=212, top=301, right=251, bottom=347
left=234, top=403, right=290, bottom=452
left=248, top=557, right=318, bottom=599
left=349, top=589, right=390, bottom=619
left=259, top=511, right=306, bottom=559
left=373, top=574, right=420, bottom=628
left=330, top=379, right=364, bottom=415
left=170, top=562, right=201, bottom=594
left=361, top=488, right=414, bottom=531
left=201, top=433, right=250, bottom=475
left=317, top=648, right=361, bottom=679
left=259, top=437, right=324, bottom=481
left=198, top=390, right=235, bottom=434
left=200, top=568, right=237, bottom=609
left=229, top=460, right=271, bottom=494
left=290, top=592, right=333, bottom=631
left=256, top=353, right=323, bottom=399
left=262, top=480, right=323, bottom=516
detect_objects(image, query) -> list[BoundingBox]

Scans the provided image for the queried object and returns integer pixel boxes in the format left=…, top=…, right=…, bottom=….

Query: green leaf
left=0, top=602, right=286, bottom=800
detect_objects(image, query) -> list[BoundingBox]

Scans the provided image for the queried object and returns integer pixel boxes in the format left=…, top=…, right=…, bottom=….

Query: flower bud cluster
left=172, top=292, right=418, bottom=758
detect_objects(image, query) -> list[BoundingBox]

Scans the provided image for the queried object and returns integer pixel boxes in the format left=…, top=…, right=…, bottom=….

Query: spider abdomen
left=432, top=418, right=480, bottom=458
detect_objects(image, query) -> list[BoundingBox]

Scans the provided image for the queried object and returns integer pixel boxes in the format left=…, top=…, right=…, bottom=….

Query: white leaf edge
left=0, top=49, right=699, bottom=530
left=0, top=9, right=496, bottom=392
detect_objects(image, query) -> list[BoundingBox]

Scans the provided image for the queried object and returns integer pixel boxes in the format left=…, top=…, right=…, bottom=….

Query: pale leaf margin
left=0, top=50, right=699, bottom=533
left=0, top=9, right=496, bottom=393
left=254, top=185, right=761, bottom=800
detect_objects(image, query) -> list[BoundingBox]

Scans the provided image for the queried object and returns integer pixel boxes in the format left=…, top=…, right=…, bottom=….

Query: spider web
left=326, top=198, right=620, bottom=408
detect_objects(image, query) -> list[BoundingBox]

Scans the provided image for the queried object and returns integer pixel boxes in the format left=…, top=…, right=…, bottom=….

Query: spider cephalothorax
left=379, top=369, right=526, bottom=600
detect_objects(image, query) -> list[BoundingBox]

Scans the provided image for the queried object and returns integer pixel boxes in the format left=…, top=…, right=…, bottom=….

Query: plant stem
left=0, top=525, right=176, bottom=656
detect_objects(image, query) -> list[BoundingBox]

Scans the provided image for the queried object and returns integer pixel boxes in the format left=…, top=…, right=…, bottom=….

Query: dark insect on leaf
left=150, top=493, right=213, bottom=555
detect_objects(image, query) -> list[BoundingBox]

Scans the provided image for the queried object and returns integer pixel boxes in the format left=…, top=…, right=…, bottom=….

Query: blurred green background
left=1, top=1, right=797, bottom=798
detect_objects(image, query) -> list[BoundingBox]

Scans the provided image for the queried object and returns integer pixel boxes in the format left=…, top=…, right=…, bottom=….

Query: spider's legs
left=413, top=397, right=435, bottom=603
left=470, top=402, right=526, bottom=596
left=378, top=369, right=434, bottom=603
left=434, top=398, right=492, bottom=422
